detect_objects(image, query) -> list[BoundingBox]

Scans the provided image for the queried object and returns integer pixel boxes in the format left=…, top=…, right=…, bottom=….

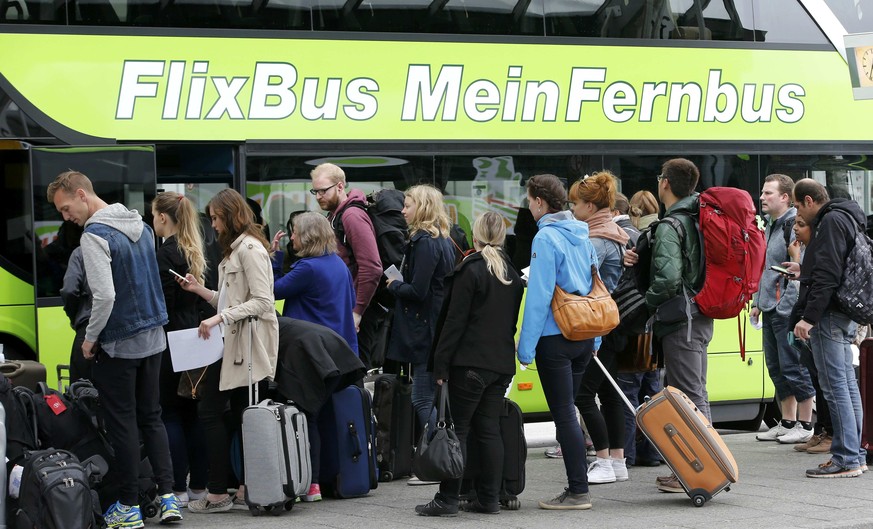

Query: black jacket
left=274, top=317, right=366, bottom=415
left=156, top=236, right=205, bottom=332
left=386, top=232, right=455, bottom=365
left=791, top=198, right=867, bottom=327
left=428, top=250, right=524, bottom=381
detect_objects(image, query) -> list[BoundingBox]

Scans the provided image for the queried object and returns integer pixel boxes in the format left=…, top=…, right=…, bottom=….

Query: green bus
left=2, top=1, right=872, bottom=429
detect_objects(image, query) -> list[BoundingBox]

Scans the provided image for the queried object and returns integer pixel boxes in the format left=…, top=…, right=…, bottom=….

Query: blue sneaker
left=159, top=493, right=183, bottom=524
left=104, top=502, right=145, bottom=529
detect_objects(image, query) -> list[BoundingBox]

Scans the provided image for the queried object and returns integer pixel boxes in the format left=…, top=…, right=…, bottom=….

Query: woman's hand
left=787, top=240, right=802, bottom=262
left=780, top=261, right=801, bottom=280
left=178, top=273, right=198, bottom=291
left=271, top=230, right=286, bottom=253
left=198, top=314, right=222, bottom=339
left=436, top=379, right=444, bottom=386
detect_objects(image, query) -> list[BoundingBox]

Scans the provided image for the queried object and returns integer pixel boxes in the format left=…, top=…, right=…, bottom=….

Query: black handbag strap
left=435, top=385, right=453, bottom=429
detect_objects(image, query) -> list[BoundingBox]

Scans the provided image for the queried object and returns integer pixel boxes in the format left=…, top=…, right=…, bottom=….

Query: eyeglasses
left=656, top=174, right=666, bottom=182
left=309, top=183, right=338, bottom=197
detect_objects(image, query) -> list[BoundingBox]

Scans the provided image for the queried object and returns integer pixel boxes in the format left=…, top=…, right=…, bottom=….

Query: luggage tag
left=44, top=393, right=68, bottom=415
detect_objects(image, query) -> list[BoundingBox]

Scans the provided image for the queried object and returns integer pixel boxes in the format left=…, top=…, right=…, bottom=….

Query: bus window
left=753, top=0, right=828, bottom=45
left=761, top=155, right=873, bottom=214
left=31, top=146, right=158, bottom=298
left=246, top=153, right=434, bottom=244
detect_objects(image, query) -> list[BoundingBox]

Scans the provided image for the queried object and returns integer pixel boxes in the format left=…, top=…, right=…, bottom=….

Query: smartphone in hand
left=769, top=265, right=793, bottom=276
left=168, top=269, right=190, bottom=283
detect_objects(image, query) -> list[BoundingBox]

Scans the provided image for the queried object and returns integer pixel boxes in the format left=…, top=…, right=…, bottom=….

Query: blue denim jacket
left=84, top=222, right=168, bottom=343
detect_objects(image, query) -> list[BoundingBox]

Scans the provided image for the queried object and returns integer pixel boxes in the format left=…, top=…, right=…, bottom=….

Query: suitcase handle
left=0, top=361, right=25, bottom=377
left=665, top=423, right=704, bottom=472
left=348, top=422, right=362, bottom=462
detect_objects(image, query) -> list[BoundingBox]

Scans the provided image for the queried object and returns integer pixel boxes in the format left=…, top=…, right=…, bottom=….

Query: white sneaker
left=587, top=458, right=616, bottom=484
left=174, top=492, right=189, bottom=508
left=778, top=423, right=814, bottom=444
left=544, top=445, right=563, bottom=459
left=611, top=457, right=628, bottom=482
left=756, top=423, right=790, bottom=441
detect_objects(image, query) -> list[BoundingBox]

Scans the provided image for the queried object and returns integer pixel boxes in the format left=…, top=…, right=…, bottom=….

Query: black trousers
left=575, top=335, right=627, bottom=451
left=435, top=366, right=511, bottom=507
left=92, top=352, right=174, bottom=505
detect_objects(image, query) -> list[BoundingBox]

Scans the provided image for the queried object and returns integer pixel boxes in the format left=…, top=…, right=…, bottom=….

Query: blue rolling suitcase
left=319, top=385, right=378, bottom=498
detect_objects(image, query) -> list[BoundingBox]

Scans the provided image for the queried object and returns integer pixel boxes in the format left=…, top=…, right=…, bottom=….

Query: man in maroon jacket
left=310, top=163, right=381, bottom=332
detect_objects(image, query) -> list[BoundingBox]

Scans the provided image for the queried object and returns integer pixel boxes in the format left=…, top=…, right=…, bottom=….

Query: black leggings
left=575, top=335, right=626, bottom=451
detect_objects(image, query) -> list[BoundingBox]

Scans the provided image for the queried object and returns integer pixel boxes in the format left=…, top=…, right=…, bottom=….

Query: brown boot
left=806, top=435, right=832, bottom=454
left=794, top=432, right=824, bottom=452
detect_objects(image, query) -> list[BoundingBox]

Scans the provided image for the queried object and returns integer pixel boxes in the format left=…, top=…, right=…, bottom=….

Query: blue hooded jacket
left=518, top=211, right=599, bottom=364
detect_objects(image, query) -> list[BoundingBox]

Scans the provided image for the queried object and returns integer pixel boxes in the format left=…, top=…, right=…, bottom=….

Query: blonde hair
left=310, top=163, right=346, bottom=185
left=153, top=192, right=207, bottom=282
left=473, top=212, right=512, bottom=286
left=47, top=170, right=95, bottom=203
left=292, top=212, right=337, bottom=258
left=629, top=190, right=658, bottom=228
left=405, top=184, right=450, bottom=239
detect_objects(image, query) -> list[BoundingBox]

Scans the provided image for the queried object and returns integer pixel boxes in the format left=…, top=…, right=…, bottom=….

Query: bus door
left=29, top=145, right=158, bottom=388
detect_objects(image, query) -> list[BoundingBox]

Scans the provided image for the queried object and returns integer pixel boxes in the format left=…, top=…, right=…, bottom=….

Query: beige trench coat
left=209, top=234, right=279, bottom=391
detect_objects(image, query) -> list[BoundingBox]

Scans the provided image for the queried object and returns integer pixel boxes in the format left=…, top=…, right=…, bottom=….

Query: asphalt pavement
left=173, top=422, right=873, bottom=529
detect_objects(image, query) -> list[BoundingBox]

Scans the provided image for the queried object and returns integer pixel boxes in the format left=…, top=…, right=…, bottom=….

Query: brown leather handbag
left=617, top=333, right=657, bottom=373
left=551, top=264, right=620, bottom=341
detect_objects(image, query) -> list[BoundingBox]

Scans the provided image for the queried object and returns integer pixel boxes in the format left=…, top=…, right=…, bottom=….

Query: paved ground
left=172, top=423, right=873, bottom=529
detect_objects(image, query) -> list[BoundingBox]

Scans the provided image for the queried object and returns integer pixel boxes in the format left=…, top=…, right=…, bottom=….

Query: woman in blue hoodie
left=517, top=174, right=599, bottom=511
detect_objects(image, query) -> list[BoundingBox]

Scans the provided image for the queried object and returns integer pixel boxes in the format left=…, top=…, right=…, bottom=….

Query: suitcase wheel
left=380, top=471, right=393, bottom=482
left=502, top=498, right=521, bottom=511
left=249, top=507, right=262, bottom=517
left=142, top=502, right=159, bottom=519
left=692, top=494, right=706, bottom=508
left=284, top=500, right=295, bottom=511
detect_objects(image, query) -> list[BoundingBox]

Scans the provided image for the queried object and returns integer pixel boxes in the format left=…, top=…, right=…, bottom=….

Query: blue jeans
left=617, top=370, right=663, bottom=464
left=808, top=311, right=865, bottom=469
left=535, top=334, right=593, bottom=494
left=412, top=362, right=437, bottom=431
left=762, top=310, right=815, bottom=402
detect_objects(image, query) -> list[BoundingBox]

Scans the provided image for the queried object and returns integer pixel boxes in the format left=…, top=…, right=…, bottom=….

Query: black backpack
left=829, top=209, right=873, bottom=325
left=0, top=374, right=39, bottom=466
left=30, top=381, right=113, bottom=464
left=15, top=449, right=102, bottom=529
left=333, top=189, right=408, bottom=270
left=448, top=223, right=471, bottom=265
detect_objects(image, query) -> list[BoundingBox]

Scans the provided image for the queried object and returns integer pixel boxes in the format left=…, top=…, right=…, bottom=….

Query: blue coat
left=273, top=252, right=358, bottom=354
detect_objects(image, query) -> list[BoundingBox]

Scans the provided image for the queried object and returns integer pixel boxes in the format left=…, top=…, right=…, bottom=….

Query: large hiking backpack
left=16, top=449, right=101, bottom=529
left=693, top=187, right=766, bottom=319
left=334, top=189, right=408, bottom=270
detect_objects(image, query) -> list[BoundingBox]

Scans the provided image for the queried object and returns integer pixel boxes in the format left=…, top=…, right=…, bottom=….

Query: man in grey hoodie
left=751, top=174, right=815, bottom=445
left=48, top=171, right=181, bottom=529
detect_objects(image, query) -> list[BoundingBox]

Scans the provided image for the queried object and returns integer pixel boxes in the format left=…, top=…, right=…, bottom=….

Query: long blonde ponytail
left=473, top=212, right=512, bottom=286
left=153, top=192, right=206, bottom=282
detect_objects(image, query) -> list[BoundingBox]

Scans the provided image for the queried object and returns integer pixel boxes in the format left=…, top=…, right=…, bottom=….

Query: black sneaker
left=538, top=488, right=592, bottom=510
left=460, top=500, right=500, bottom=514
left=805, top=460, right=862, bottom=478
left=415, top=498, right=459, bottom=517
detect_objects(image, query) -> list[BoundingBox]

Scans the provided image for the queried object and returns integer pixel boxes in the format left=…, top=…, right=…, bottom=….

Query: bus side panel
left=36, top=305, right=75, bottom=389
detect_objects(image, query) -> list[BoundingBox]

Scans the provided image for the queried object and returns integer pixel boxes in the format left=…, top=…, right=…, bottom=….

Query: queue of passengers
left=49, top=158, right=867, bottom=528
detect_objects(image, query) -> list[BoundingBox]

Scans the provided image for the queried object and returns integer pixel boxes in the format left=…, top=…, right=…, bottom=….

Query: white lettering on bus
left=249, top=62, right=298, bottom=119
left=502, top=66, right=522, bottom=121
left=300, top=78, right=342, bottom=120
left=741, top=84, right=775, bottom=122
left=344, top=78, right=379, bottom=120
left=163, top=61, right=185, bottom=119
left=206, top=77, right=248, bottom=119
left=639, top=82, right=668, bottom=122
left=566, top=68, right=607, bottom=122
left=522, top=80, right=560, bottom=122
left=185, top=61, right=209, bottom=119
left=116, top=61, right=164, bottom=119
left=603, top=81, right=637, bottom=123
left=667, top=83, right=703, bottom=122
left=776, top=84, right=805, bottom=123
left=402, top=64, right=462, bottom=121
left=464, top=79, right=500, bottom=122
left=703, top=70, right=738, bottom=123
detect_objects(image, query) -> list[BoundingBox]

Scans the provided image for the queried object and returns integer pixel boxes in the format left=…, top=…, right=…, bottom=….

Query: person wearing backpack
left=785, top=179, right=867, bottom=478
left=310, top=163, right=382, bottom=333
left=624, top=158, right=711, bottom=494
left=750, top=174, right=816, bottom=445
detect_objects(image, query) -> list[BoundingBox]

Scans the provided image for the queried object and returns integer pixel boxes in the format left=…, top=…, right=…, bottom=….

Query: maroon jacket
left=329, top=189, right=382, bottom=315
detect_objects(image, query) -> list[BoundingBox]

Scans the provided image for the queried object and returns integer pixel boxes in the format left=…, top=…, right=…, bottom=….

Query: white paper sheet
left=383, top=264, right=404, bottom=283
left=167, top=327, right=223, bottom=372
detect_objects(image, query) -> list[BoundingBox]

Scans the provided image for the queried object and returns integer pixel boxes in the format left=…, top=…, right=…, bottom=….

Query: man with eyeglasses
left=310, top=163, right=381, bottom=337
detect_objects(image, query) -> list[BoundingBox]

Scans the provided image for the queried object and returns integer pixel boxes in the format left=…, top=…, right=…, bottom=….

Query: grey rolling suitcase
left=240, top=316, right=312, bottom=514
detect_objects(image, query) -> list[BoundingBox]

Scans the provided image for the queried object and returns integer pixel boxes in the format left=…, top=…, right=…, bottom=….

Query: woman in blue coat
left=271, top=211, right=358, bottom=354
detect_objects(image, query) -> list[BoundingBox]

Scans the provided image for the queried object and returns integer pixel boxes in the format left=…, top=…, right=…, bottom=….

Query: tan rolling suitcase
left=593, top=356, right=738, bottom=507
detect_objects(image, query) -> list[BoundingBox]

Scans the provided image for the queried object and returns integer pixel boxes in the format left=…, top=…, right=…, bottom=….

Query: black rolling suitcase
left=372, top=372, right=414, bottom=482
left=460, top=398, right=526, bottom=510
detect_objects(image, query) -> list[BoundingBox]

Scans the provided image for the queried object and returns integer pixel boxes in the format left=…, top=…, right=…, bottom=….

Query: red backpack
left=694, top=187, right=766, bottom=320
